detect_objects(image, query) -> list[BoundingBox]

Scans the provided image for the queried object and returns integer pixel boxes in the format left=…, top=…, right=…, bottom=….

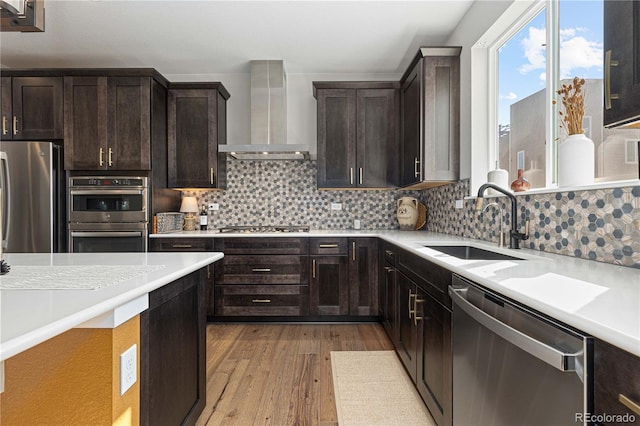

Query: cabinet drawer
left=397, top=246, right=451, bottom=308
left=381, top=241, right=397, bottom=265
left=214, top=285, right=309, bottom=316
left=217, top=255, right=308, bottom=285
left=595, top=339, right=640, bottom=424
left=150, top=238, right=213, bottom=251
left=309, top=237, right=348, bottom=255
left=214, top=237, right=309, bottom=255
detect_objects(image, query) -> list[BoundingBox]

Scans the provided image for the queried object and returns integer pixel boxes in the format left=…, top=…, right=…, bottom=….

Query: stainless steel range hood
left=219, top=60, right=309, bottom=160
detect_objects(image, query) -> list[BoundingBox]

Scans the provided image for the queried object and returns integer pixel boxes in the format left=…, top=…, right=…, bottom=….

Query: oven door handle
left=70, top=231, right=143, bottom=238
left=70, top=189, right=145, bottom=196
left=449, top=286, right=582, bottom=374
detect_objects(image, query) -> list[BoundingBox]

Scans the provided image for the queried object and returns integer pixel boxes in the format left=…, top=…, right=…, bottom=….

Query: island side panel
left=0, top=315, right=140, bottom=425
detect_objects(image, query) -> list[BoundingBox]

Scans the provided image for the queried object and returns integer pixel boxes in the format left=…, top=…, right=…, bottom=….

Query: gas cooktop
left=218, top=226, right=310, bottom=234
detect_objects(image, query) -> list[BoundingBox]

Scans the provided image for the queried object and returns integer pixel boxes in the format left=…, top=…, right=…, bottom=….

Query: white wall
left=165, top=72, right=400, bottom=160
left=444, top=0, right=515, bottom=181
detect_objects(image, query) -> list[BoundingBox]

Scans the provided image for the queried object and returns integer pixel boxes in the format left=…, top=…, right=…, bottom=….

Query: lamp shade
left=179, top=196, right=199, bottom=213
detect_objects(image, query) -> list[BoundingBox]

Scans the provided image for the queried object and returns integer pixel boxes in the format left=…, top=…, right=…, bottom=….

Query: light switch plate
left=331, top=203, right=342, bottom=211
left=455, top=200, right=464, bottom=209
left=120, top=344, right=137, bottom=395
left=208, top=203, right=219, bottom=211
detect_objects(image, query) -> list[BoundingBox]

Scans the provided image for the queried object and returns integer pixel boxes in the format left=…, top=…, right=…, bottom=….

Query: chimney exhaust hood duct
left=219, top=60, right=309, bottom=160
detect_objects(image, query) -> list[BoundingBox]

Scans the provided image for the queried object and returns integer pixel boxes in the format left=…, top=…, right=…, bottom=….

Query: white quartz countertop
left=151, top=229, right=640, bottom=356
left=0, top=252, right=223, bottom=361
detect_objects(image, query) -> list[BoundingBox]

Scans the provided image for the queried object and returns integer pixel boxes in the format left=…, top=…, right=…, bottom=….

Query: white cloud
left=518, top=26, right=602, bottom=79
left=519, top=26, right=546, bottom=74
left=500, top=92, right=518, bottom=101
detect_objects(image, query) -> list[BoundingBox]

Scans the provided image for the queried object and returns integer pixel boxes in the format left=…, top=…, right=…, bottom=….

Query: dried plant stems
left=555, top=76, right=586, bottom=135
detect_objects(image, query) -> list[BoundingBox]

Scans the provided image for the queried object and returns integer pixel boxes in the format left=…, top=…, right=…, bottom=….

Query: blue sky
left=498, top=1, right=604, bottom=125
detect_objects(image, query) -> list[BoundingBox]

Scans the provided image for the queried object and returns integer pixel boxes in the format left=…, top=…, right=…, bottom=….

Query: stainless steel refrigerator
left=0, top=141, right=65, bottom=253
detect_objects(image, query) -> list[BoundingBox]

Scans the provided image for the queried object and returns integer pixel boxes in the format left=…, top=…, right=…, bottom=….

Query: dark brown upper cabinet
left=314, top=82, right=399, bottom=189
left=64, top=75, right=152, bottom=170
left=400, top=47, right=461, bottom=189
left=604, top=0, right=640, bottom=128
left=1, top=76, right=63, bottom=140
left=167, top=83, right=229, bottom=189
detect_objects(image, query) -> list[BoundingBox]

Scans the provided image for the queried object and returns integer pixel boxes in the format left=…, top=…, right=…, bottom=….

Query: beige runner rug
left=331, top=350, right=436, bottom=426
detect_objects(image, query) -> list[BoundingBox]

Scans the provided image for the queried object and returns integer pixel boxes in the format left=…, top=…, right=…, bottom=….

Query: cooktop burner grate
left=218, top=225, right=310, bottom=233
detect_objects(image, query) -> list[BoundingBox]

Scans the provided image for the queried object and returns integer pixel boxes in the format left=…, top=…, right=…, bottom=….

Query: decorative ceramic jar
left=396, top=197, right=419, bottom=230
left=487, top=161, right=509, bottom=195
left=558, top=133, right=594, bottom=187
left=510, top=169, right=531, bottom=192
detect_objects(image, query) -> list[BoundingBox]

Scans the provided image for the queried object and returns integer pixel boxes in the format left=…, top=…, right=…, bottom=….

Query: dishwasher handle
left=449, top=286, right=582, bottom=373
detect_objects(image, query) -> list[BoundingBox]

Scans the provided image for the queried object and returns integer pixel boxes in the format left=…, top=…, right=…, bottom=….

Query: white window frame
left=470, top=0, right=639, bottom=195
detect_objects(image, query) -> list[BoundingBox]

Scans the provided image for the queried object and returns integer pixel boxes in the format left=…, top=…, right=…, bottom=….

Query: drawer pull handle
left=12, top=116, right=18, bottom=135
left=252, top=268, right=271, bottom=272
left=349, top=167, right=354, bottom=185
left=384, top=266, right=394, bottom=272
left=312, top=259, right=316, bottom=278
left=359, top=167, right=363, bottom=185
left=172, top=244, right=193, bottom=248
left=619, top=394, right=640, bottom=416
left=384, top=249, right=394, bottom=257
left=414, top=298, right=424, bottom=326
left=2, top=116, right=7, bottom=135
left=99, top=147, right=104, bottom=166
left=408, top=290, right=416, bottom=319
left=319, top=244, right=339, bottom=248
left=352, top=241, right=356, bottom=260
left=252, top=299, right=271, bottom=303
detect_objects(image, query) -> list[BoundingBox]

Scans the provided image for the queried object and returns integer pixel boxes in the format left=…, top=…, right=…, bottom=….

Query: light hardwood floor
left=196, top=323, right=394, bottom=426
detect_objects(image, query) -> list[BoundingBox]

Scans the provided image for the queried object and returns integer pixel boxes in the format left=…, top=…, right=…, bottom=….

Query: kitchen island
left=0, top=251, right=222, bottom=426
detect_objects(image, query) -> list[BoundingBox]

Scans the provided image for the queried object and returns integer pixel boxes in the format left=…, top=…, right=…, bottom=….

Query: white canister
left=396, top=197, right=419, bottom=230
left=558, top=134, right=594, bottom=187
left=487, top=161, right=509, bottom=195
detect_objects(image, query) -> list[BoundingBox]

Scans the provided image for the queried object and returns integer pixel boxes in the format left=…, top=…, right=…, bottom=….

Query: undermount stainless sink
left=423, top=245, right=525, bottom=261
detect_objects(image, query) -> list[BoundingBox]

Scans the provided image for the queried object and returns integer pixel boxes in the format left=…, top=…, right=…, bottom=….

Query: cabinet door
left=0, top=77, right=11, bottom=140
left=400, top=61, right=422, bottom=187
left=12, top=77, right=63, bottom=140
left=594, top=338, right=640, bottom=424
left=416, top=289, right=452, bottom=426
left=381, top=263, right=398, bottom=345
left=107, top=77, right=151, bottom=170
left=422, top=56, right=460, bottom=182
left=168, top=89, right=221, bottom=188
left=396, top=272, right=417, bottom=381
left=140, top=270, right=206, bottom=426
left=604, top=0, right=640, bottom=127
left=309, top=255, right=349, bottom=315
left=316, top=88, right=357, bottom=188
left=64, top=76, right=108, bottom=170
left=348, top=237, right=378, bottom=316
left=356, top=88, right=399, bottom=187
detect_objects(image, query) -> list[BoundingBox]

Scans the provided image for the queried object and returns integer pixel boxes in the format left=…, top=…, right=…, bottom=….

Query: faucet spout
left=476, top=183, right=529, bottom=249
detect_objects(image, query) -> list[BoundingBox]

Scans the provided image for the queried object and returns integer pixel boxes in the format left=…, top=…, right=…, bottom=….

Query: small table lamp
left=180, top=196, right=199, bottom=231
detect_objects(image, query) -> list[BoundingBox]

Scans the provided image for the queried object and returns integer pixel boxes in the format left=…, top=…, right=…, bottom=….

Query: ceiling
left=0, top=0, right=474, bottom=76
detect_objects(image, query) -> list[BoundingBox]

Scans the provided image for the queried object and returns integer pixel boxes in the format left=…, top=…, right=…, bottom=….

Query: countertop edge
left=0, top=253, right=223, bottom=361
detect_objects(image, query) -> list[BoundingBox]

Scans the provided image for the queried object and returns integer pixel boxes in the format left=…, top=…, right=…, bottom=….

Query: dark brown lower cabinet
left=380, top=262, right=398, bottom=345
left=309, top=255, right=349, bottom=315
left=392, top=244, right=453, bottom=426
left=594, top=338, right=640, bottom=425
left=348, top=238, right=379, bottom=316
left=140, top=269, right=206, bottom=426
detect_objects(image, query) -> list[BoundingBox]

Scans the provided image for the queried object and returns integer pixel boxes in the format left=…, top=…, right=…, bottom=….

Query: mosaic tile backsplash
left=182, top=159, right=639, bottom=268
left=421, top=180, right=640, bottom=269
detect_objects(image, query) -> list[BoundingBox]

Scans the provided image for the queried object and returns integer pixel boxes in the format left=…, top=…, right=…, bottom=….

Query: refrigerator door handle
left=0, top=151, right=10, bottom=249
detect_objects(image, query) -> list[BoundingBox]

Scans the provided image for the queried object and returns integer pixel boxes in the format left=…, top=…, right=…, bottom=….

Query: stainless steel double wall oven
left=68, top=176, right=148, bottom=252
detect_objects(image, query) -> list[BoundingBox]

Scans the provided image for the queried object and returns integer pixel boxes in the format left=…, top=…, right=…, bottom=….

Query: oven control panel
left=70, top=177, right=147, bottom=188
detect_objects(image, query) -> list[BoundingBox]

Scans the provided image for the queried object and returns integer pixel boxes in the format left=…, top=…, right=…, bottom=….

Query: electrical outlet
left=208, top=203, right=219, bottom=211
left=455, top=199, right=464, bottom=209
left=330, top=202, right=342, bottom=211
left=120, top=344, right=137, bottom=395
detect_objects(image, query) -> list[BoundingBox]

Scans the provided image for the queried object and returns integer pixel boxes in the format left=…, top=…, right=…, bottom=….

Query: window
left=492, top=0, right=640, bottom=189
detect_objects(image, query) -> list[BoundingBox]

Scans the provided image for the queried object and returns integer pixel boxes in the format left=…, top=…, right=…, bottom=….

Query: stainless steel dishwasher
left=449, top=274, right=593, bottom=426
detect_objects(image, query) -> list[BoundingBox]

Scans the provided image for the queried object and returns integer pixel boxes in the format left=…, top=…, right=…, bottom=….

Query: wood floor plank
left=199, top=322, right=393, bottom=426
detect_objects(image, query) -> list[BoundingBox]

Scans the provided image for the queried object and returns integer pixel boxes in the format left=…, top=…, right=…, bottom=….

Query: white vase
left=487, top=161, right=509, bottom=195
left=558, top=133, right=594, bottom=187
left=396, top=197, right=419, bottom=231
